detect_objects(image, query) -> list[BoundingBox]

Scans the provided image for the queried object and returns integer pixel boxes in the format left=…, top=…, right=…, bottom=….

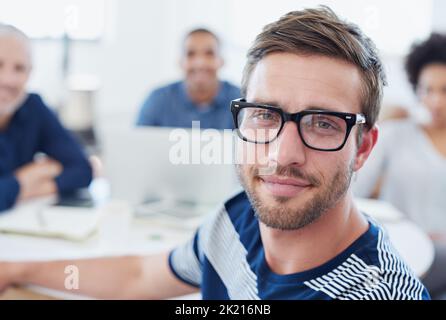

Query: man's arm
left=36, top=99, right=93, bottom=193
left=1, top=252, right=199, bottom=300
left=14, top=159, right=62, bottom=201
left=0, top=159, right=62, bottom=212
left=0, top=174, right=21, bottom=212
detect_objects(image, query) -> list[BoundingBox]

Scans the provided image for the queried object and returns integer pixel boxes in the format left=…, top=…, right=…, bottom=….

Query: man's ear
left=353, top=125, right=379, bottom=172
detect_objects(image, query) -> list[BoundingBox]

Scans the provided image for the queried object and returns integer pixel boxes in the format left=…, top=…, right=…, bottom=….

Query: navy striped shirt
left=169, top=191, right=430, bottom=300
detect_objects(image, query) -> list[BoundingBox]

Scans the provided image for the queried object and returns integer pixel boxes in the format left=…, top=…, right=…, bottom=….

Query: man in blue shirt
left=136, top=28, right=240, bottom=129
left=0, top=8, right=430, bottom=300
left=0, top=24, right=92, bottom=212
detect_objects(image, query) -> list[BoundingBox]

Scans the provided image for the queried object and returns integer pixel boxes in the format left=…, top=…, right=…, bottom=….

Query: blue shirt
left=136, top=81, right=240, bottom=129
left=0, top=93, right=93, bottom=212
left=169, top=191, right=431, bottom=300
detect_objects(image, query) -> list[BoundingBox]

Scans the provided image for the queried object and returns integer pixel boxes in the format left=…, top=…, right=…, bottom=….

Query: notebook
left=0, top=204, right=103, bottom=242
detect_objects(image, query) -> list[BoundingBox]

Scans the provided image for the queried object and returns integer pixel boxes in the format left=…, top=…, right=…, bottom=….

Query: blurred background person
left=136, top=28, right=240, bottom=129
left=0, top=24, right=92, bottom=212
left=353, top=33, right=446, bottom=298
left=378, top=104, right=410, bottom=122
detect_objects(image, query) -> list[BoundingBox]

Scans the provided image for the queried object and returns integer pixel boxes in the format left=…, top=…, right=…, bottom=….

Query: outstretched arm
left=0, top=252, right=198, bottom=300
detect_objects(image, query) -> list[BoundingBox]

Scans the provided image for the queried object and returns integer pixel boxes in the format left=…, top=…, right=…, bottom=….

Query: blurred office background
left=0, top=0, right=445, bottom=150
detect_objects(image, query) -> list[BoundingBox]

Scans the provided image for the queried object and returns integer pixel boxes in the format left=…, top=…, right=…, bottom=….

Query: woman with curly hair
left=354, top=33, right=446, bottom=299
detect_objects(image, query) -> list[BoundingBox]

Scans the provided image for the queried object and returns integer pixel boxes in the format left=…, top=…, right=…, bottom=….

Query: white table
left=0, top=198, right=199, bottom=299
left=0, top=196, right=434, bottom=299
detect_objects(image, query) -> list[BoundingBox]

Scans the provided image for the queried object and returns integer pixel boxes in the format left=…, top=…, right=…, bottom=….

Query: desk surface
left=0, top=197, right=435, bottom=300
left=1, top=288, right=55, bottom=300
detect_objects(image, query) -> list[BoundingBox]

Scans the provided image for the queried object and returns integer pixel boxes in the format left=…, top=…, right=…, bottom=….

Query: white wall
left=380, top=0, right=446, bottom=112
left=432, top=0, right=446, bottom=32
left=17, top=0, right=445, bottom=127
left=28, top=0, right=242, bottom=125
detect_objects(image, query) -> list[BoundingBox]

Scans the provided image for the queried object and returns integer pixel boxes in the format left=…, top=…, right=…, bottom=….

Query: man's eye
left=315, top=121, right=334, bottom=129
left=205, top=50, right=216, bottom=57
left=251, top=111, right=276, bottom=121
left=305, top=116, right=342, bottom=132
left=14, top=64, right=26, bottom=73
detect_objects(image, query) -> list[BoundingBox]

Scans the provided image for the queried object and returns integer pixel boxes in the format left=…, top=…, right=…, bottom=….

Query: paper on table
left=0, top=205, right=103, bottom=242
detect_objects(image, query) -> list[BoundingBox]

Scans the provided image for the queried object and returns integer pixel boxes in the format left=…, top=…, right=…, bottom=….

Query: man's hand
left=14, top=158, right=62, bottom=200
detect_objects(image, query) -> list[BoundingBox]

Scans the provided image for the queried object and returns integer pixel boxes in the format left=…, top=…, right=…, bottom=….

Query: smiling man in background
left=136, top=28, right=240, bottom=129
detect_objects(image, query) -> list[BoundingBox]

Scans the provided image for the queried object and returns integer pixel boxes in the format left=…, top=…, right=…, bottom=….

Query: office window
left=0, top=0, right=106, bottom=40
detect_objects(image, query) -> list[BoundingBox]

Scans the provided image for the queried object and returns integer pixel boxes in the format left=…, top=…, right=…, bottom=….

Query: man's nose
left=270, top=121, right=307, bottom=167
left=191, top=54, right=209, bottom=68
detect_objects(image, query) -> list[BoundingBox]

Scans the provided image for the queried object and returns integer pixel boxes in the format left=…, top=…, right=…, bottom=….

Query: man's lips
left=259, top=176, right=312, bottom=197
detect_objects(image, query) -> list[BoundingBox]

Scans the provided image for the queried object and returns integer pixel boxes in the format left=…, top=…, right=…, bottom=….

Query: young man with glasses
left=0, top=7, right=429, bottom=300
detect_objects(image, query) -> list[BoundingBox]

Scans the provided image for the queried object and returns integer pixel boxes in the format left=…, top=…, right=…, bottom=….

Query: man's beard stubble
left=236, top=160, right=355, bottom=231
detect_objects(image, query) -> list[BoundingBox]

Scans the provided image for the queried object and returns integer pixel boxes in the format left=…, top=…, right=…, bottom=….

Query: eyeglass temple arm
left=356, top=114, right=366, bottom=124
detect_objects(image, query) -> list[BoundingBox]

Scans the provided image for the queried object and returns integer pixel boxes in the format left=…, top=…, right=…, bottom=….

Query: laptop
left=99, top=125, right=240, bottom=223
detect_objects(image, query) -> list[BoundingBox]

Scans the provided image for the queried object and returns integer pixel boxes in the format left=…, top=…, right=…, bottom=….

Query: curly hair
left=405, top=33, right=446, bottom=91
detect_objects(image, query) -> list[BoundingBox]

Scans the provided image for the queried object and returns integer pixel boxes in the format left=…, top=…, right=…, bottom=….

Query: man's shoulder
left=367, top=223, right=429, bottom=299
left=341, top=222, right=428, bottom=299
left=147, top=81, right=183, bottom=98
left=220, top=80, right=241, bottom=96
left=305, top=221, right=429, bottom=300
left=16, top=93, right=52, bottom=120
left=346, top=263, right=429, bottom=300
left=152, top=81, right=183, bottom=94
left=21, top=93, right=46, bottom=108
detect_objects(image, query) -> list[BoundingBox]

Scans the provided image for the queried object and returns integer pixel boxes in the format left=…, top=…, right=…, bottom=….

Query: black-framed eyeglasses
left=230, top=98, right=366, bottom=152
